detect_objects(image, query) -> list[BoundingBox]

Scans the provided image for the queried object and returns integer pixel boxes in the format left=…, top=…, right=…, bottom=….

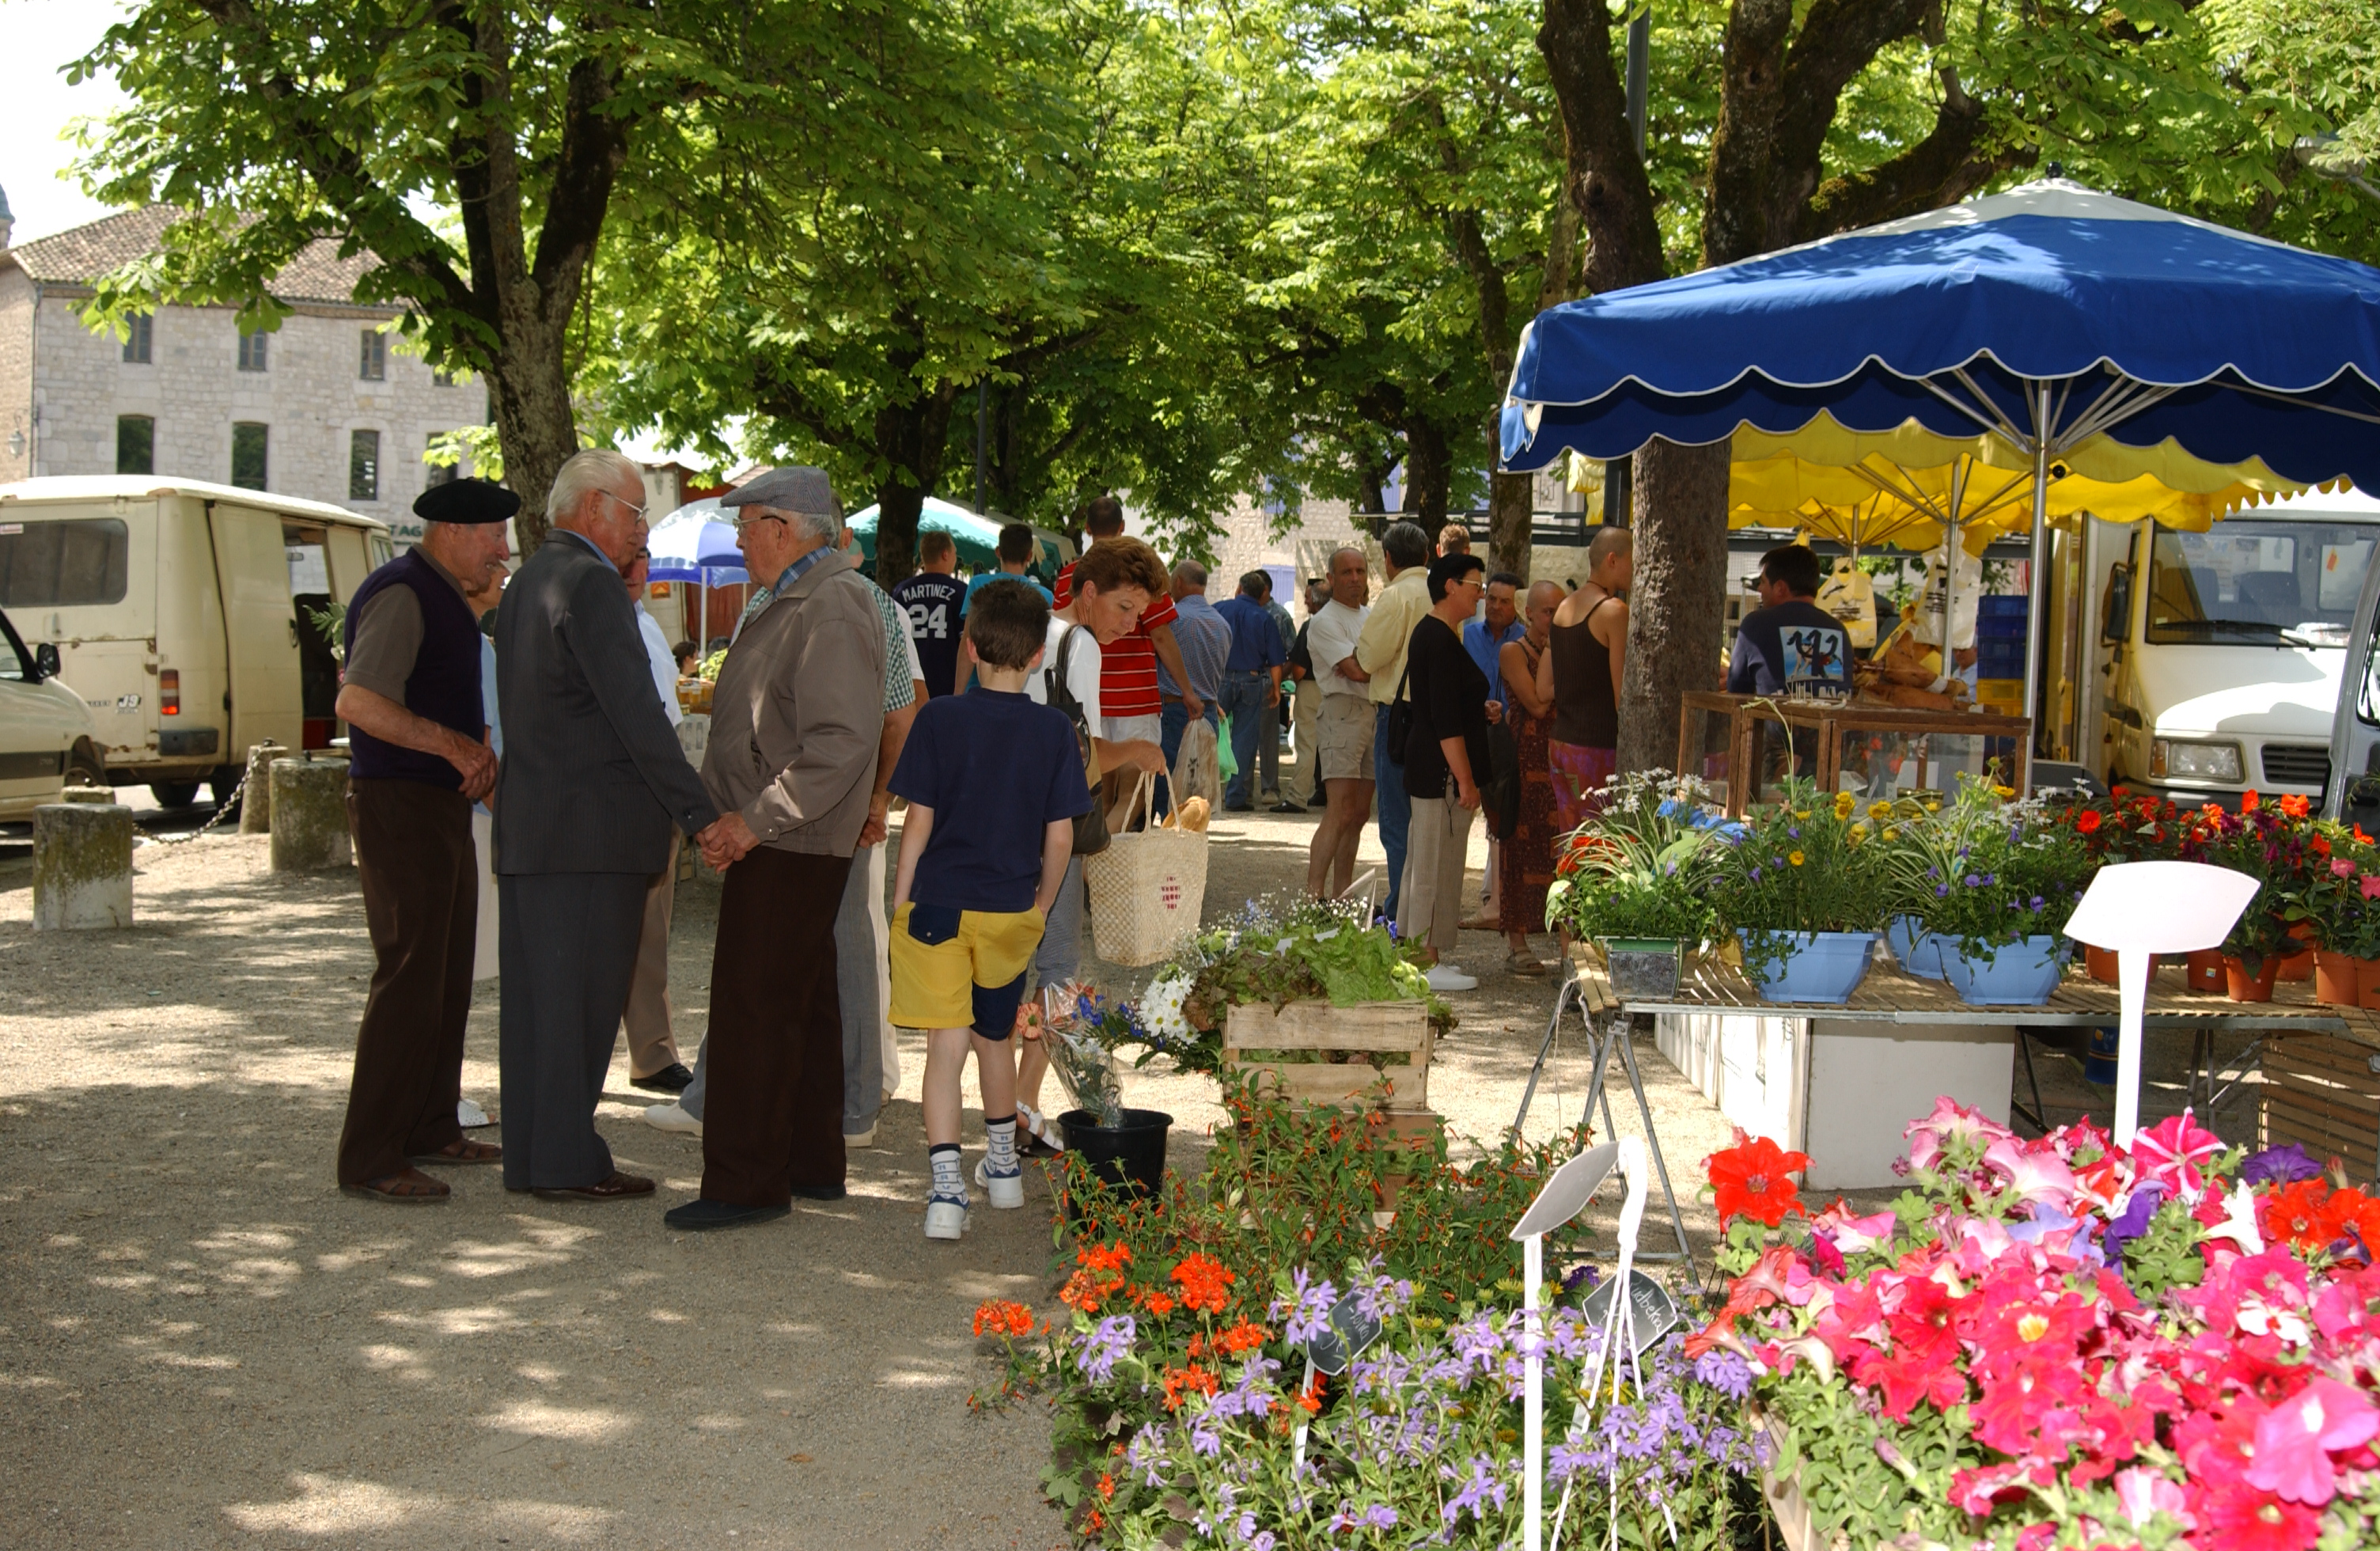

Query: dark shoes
left=1269, top=800, right=1306, bottom=813
left=664, top=1198, right=793, bottom=1231
left=532, top=1171, right=656, bottom=1202
left=1224, top=801, right=1255, bottom=813
left=789, top=1182, right=847, bottom=1201
left=631, top=1063, right=695, bottom=1094
left=342, top=1166, right=450, bottom=1204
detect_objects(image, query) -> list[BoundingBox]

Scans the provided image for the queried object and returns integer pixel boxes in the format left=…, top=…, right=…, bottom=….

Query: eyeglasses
left=730, top=511, right=787, bottom=532
left=596, top=487, right=647, bottom=524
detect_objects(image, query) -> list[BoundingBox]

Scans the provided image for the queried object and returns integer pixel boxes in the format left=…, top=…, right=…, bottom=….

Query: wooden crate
left=2262, top=1033, right=2380, bottom=1181
left=1222, top=999, right=1434, bottom=1111
left=1371, top=1109, right=1446, bottom=1209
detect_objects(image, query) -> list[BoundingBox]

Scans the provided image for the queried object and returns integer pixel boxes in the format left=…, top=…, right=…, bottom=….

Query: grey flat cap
left=720, top=465, right=839, bottom=516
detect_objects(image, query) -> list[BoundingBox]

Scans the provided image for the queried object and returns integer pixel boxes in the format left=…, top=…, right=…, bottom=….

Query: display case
left=1677, top=691, right=2033, bottom=815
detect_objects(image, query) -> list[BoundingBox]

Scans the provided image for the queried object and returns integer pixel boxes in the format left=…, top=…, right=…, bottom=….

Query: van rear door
left=207, top=502, right=304, bottom=755
left=0, top=502, right=156, bottom=763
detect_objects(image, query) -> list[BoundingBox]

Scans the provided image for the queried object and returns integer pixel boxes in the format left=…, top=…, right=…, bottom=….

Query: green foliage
left=1706, top=780, right=1891, bottom=967
left=1545, top=769, right=1726, bottom=943
left=1882, top=777, right=2094, bottom=959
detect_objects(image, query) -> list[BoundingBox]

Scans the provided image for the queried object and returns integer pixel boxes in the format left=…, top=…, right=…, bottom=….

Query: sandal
left=413, top=1139, right=503, bottom=1166
left=1506, top=950, right=1550, bottom=977
left=342, top=1166, right=452, bottom=1204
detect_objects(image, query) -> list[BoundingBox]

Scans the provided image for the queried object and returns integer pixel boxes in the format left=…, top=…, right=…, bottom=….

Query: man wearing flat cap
left=665, top=466, right=887, bottom=1231
left=332, top=476, right=515, bottom=1202
left=495, top=449, right=738, bottom=1201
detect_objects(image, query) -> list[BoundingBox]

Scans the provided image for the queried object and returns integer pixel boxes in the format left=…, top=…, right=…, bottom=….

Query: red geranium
left=1707, top=1131, right=1811, bottom=1227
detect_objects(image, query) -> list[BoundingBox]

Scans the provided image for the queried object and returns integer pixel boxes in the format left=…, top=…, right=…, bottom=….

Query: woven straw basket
left=1084, top=773, right=1209, bottom=966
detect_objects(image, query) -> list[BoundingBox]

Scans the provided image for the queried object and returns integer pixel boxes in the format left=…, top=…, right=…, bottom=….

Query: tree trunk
left=487, top=324, right=581, bottom=555
left=869, top=378, right=960, bottom=588
left=1616, top=437, right=1733, bottom=775
left=1401, top=417, right=1453, bottom=528
left=1488, top=469, right=1533, bottom=581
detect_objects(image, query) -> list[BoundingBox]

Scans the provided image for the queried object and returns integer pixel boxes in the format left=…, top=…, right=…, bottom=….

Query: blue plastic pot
left=1886, top=915, right=1944, bottom=980
left=2084, top=1026, right=2120, bottom=1084
left=1941, top=935, right=2069, bottom=1006
left=1740, top=931, right=1877, bottom=1004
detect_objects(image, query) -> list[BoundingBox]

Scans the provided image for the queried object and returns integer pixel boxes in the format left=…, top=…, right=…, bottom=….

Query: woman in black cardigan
left=1396, top=552, right=1491, bottom=993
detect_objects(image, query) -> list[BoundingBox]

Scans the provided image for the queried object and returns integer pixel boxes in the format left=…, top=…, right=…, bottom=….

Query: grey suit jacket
left=493, top=529, right=719, bottom=874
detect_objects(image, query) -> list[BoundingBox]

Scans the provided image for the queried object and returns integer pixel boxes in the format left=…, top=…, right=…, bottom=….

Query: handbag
left=1383, top=659, right=1414, bottom=766
left=1083, top=772, right=1210, bottom=966
left=1044, top=624, right=1110, bottom=857
left=1484, top=719, right=1521, bottom=840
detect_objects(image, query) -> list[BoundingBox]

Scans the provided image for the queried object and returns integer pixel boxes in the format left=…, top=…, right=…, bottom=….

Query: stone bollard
left=33, top=802, right=135, bottom=929
left=270, top=754, right=352, bottom=872
left=239, top=741, right=293, bottom=834
left=59, top=786, right=116, bottom=804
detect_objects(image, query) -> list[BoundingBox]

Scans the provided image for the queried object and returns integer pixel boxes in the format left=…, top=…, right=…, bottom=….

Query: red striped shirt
left=1054, top=561, right=1178, bottom=719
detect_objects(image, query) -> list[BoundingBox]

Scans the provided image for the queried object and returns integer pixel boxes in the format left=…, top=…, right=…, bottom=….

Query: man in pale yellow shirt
left=1350, top=520, right=1434, bottom=921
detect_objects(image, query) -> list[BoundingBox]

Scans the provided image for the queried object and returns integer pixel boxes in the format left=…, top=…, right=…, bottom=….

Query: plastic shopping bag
left=1215, top=714, right=1239, bottom=782
left=1173, top=715, right=1222, bottom=812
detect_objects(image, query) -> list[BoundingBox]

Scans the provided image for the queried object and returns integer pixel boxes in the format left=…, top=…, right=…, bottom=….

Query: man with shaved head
left=1537, top=525, right=1633, bottom=831
left=1304, top=546, right=1375, bottom=897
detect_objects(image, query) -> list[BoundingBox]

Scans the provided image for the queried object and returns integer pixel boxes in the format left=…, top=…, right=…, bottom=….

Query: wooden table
left=1677, top=692, right=2034, bottom=815
left=1528, top=954, right=2380, bottom=1180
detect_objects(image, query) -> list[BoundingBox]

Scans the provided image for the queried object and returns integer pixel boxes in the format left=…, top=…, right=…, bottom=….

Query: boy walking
left=888, top=581, right=1093, bottom=1239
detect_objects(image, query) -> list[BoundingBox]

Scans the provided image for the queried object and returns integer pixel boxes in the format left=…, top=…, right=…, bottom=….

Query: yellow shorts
left=888, top=902, right=1048, bottom=1039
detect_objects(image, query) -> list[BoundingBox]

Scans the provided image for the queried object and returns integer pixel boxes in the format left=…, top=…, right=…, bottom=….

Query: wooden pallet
left=2262, top=1032, right=2380, bottom=1181
left=1222, top=998, right=1434, bottom=1110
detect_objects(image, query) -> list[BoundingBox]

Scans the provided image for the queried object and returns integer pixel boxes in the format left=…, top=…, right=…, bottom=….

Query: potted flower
left=2190, top=791, right=2316, bottom=1000
left=1544, top=770, right=1726, bottom=997
left=1886, top=778, right=2090, bottom=1005
left=1706, top=780, right=1888, bottom=1003
left=2068, top=786, right=2186, bottom=982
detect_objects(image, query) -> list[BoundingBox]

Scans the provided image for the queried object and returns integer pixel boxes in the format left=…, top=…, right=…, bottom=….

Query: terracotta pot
left=2185, top=949, right=2227, bottom=993
left=2315, top=950, right=2368, bottom=1007
left=2224, top=954, right=2280, bottom=1003
left=2361, top=957, right=2380, bottom=1011
left=2085, top=944, right=2158, bottom=985
left=2279, top=923, right=2317, bottom=981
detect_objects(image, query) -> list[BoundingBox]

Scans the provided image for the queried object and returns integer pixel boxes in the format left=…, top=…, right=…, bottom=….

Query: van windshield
left=0, top=518, right=130, bottom=608
left=2146, top=519, right=2375, bottom=647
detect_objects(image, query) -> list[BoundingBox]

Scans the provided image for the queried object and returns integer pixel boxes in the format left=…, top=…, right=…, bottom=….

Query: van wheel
left=66, top=742, right=107, bottom=789
left=207, top=764, right=243, bottom=812
left=150, top=782, right=202, bottom=810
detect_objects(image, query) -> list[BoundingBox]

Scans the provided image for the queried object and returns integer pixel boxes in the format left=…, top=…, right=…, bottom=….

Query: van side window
left=0, top=518, right=131, bottom=608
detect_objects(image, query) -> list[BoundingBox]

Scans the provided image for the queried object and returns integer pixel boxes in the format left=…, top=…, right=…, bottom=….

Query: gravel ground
left=0, top=759, right=2263, bottom=1548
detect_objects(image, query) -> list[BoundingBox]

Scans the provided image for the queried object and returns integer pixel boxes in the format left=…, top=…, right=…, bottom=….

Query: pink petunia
left=2246, top=1377, right=2380, bottom=1505
left=2114, top=1466, right=2190, bottom=1529
left=1984, top=1136, right=2079, bottom=1207
left=2362, top=874, right=2380, bottom=900
left=1904, top=1095, right=2014, bottom=1173
left=2332, top=857, right=2357, bottom=878
left=2130, top=1109, right=2224, bottom=1200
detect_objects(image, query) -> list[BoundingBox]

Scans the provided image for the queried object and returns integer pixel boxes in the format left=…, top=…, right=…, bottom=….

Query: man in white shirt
left=1305, top=546, right=1375, bottom=898
left=622, top=547, right=695, bottom=1094
left=1352, top=521, right=1434, bottom=920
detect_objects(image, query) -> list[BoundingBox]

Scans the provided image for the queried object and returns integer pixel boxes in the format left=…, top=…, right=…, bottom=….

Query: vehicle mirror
left=2350, top=776, right=2380, bottom=836
left=2100, top=564, right=2132, bottom=644
left=33, top=642, right=60, bottom=680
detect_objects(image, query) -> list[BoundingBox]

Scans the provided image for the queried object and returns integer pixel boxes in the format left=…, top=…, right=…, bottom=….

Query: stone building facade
left=0, top=203, right=487, bottom=548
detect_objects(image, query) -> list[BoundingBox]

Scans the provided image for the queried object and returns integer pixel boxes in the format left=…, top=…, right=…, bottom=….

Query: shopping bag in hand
left=1215, top=714, right=1238, bottom=782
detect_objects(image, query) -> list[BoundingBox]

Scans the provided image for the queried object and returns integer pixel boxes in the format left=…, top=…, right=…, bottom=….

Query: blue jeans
left=1373, top=703, right=1410, bottom=922
left=1218, top=673, right=1271, bottom=809
left=1158, top=698, right=1219, bottom=817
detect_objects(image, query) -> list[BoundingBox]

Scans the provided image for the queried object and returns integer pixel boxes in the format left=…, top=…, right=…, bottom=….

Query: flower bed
left=1691, top=1102, right=2380, bottom=1550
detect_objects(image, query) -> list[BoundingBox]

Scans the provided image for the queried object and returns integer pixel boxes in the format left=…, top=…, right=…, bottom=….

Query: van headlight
left=2150, top=738, right=2244, bottom=784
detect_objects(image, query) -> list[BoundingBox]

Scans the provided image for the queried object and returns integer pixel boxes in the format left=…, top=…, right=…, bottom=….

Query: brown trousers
left=701, top=847, right=853, bottom=1207
left=620, top=829, right=684, bottom=1077
left=338, top=779, right=475, bottom=1185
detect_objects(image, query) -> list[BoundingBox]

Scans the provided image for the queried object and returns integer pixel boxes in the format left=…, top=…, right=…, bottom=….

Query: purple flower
left=2103, top=1181, right=2164, bottom=1258
left=1274, top=1268, right=1338, bottom=1346
left=1440, top=1454, right=1507, bottom=1526
left=1692, top=1348, right=1753, bottom=1401
left=1788, top=825, right=1802, bottom=838
left=1963, top=874, right=1982, bottom=888
left=1074, top=1314, right=1135, bottom=1383
left=1327, top=1504, right=1397, bottom=1533
left=1935, top=883, right=1950, bottom=897
left=2242, top=1143, right=2322, bottom=1187
left=1749, top=866, right=1763, bottom=882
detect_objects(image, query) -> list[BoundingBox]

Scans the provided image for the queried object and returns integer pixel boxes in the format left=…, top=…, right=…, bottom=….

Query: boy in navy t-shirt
left=888, top=579, right=1093, bottom=1241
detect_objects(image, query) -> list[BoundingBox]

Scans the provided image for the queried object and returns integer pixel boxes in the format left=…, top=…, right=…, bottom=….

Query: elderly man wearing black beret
left=332, top=477, right=516, bottom=1202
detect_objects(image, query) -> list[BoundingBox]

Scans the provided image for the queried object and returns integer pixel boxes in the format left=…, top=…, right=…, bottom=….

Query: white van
left=0, top=476, right=393, bottom=806
left=2075, top=493, right=2380, bottom=808
left=0, top=603, right=106, bottom=817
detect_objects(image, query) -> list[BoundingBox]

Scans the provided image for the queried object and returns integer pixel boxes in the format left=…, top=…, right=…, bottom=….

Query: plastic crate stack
left=1975, top=596, right=2028, bottom=714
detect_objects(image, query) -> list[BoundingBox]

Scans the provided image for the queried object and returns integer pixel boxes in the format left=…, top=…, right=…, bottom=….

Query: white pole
left=2114, top=946, right=2149, bottom=1148
left=1525, top=1231, right=1544, bottom=1551
left=2021, top=385, right=2054, bottom=756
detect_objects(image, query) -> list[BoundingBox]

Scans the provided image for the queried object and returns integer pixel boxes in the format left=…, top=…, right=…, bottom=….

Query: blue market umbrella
left=1499, top=180, right=2380, bottom=715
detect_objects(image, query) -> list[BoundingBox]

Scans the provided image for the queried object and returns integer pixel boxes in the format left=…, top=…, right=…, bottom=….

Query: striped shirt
left=1054, top=561, right=1182, bottom=719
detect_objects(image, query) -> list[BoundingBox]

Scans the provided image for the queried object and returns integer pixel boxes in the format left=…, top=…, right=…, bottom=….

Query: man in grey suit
left=494, top=449, right=741, bottom=1200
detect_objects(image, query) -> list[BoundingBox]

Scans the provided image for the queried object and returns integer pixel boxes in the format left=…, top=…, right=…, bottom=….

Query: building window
left=432, top=368, right=455, bottom=388
left=123, top=313, right=152, bottom=365
left=359, top=329, right=386, bottom=381
left=231, top=423, right=267, bottom=489
left=116, top=415, right=154, bottom=476
left=349, top=429, right=381, bottom=502
left=237, top=328, right=268, bottom=372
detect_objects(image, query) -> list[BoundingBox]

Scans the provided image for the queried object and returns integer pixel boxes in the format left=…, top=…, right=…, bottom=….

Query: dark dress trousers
left=336, top=552, right=485, bottom=1187
left=493, top=530, right=719, bottom=1191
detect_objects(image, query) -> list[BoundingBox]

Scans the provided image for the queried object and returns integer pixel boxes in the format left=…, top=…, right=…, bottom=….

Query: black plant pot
left=1059, top=1108, right=1173, bottom=1200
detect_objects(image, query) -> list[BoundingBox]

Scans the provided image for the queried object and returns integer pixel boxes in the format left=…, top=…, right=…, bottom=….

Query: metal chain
left=123, top=765, right=252, bottom=847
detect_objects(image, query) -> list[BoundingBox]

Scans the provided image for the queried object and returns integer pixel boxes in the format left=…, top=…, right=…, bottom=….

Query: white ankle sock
left=985, top=1117, right=1019, bottom=1176
left=928, top=1143, right=965, bottom=1201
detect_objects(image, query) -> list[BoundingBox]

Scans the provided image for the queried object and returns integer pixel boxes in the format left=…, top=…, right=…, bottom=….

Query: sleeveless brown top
left=1549, top=595, right=1618, bottom=749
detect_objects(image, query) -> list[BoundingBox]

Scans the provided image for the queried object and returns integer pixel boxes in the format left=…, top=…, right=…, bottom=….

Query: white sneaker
left=974, top=1156, right=1026, bottom=1209
left=1425, top=963, right=1479, bottom=992
left=457, top=1098, right=491, bottom=1128
left=925, top=1196, right=969, bottom=1240
left=845, top=1122, right=877, bottom=1148
left=643, top=1102, right=703, bottom=1136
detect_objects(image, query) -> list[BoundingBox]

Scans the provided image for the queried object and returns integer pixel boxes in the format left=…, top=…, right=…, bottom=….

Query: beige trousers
left=620, top=828, right=685, bottom=1078
left=1292, top=681, right=1320, bottom=792
left=1397, top=794, right=1476, bottom=957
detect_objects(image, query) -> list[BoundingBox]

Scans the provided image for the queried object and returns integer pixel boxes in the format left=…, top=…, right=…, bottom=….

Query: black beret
left=414, top=477, right=520, bottom=525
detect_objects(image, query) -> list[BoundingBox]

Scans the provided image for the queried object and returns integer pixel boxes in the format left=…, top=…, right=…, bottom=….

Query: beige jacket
left=1356, top=565, right=1432, bottom=704
left=700, top=552, right=888, bottom=856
